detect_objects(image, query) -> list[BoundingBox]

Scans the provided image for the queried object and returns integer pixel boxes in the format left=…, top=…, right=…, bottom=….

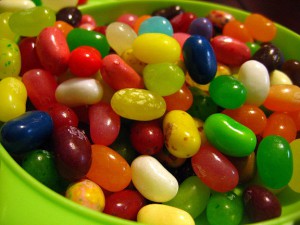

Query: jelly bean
left=54, top=20, right=74, bottom=37
left=138, top=16, right=173, bottom=36
left=251, top=44, right=284, bottom=72
left=0, top=38, right=21, bottom=79
left=163, top=110, right=201, bottom=158
left=137, top=204, right=195, bottom=225
left=42, top=0, right=77, bottom=11
left=286, top=111, right=300, bottom=130
left=163, top=83, right=193, bottom=111
left=155, top=147, right=186, bottom=168
left=130, top=120, right=164, bottom=155
left=110, top=88, right=166, bottom=121
left=121, top=48, right=147, bottom=75
left=281, top=59, right=300, bottom=86
left=79, top=14, right=97, bottom=28
left=187, top=17, right=213, bottom=41
left=257, top=135, right=293, bottom=189
left=36, top=26, right=70, bottom=75
left=22, top=149, right=60, bottom=191
left=246, top=42, right=260, bottom=55
left=131, top=155, right=178, bottom=202
left=263, top=84, right=300, bottom=112
left=56, top=6, right=82, bottom=27
left=0, top=77, right=27, bottom=122
left=133, top=15, right=151, bottom=33
left=289, top=139, right=300, bottom=192
left=206, top=192, right=243, bottom=225
left=270, top=69, right=293, bottom=85
left=132, top=33, right=181, bottom=64
left=209, top=75, right=247, bottom=109
left=0, top=111, right=53, bottom=154
left=262, top=112, right=297, bottom=142
left=237, top=60, right=270, bottom=106
left=173, top=32, right=190, bottom=59
left=223, top=20, right=253, bottom=43
left=89, top=102, right=120, bottom=146
left=164, top=176, right=210, bottom=218
left=210, top=35, right=251, bottom=67
left=100, top=54, right=144, bottom=90
left=204, top=113, right=256, bottom=157
left=116, top=13, right=138, bottom=28
left=206, top=9, right=235, bottom=29
left=65, top=179, right=105, bottom=211
left=55, top=77, right=103, bottom=107
left=0, top=0, right=35, bottom=13
left=170, top=12, right=197, bottom=33
left=243, top=184, right=281, bottom=222
left=183, top=35, right=217, bottom=84
left=103, top=189, right=146, bottom=220
left=143, top=62, right=185, bottom=96
left=222, top=104, right=267, bottom=135
left=67, top=28, right=110, bottom=57
left=106, top=22, right=137, bottom=55
left=53, top=125, right=91, bottom=181
left=86, top=144, right=132, bottom=192
left=191, top=143, right=239, bottom=192
left=244, top=13, right=277, bottom=42
left=0, top=12, right=19, bottom=41
left=22, top=69, right=58, bottom=110
left=151, top=5, right=184, bottom=20
left=69, top=46, right=102, bottom=77
left=9, top=6, right=55, bottom=37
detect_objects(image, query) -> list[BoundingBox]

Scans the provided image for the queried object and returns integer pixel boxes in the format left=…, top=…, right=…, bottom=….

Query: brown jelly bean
left=281, top=59, right=300, bottom=86
left=56, top=6, right=82, bottom=27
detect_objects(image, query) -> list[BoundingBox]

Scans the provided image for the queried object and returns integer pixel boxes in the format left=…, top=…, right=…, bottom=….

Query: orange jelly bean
left=54, top=21, right=74, bottom=37
left=86, top=144, right=132, bottom=192
left=286, top=111, right=300, bottom=131
left=263, top=84, right=300, bottom=112
left=223, top=20, right=253, bottom=43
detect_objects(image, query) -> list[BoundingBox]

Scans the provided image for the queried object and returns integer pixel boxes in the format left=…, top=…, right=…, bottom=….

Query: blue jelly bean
left=0, top=111, right=53, bottom=154
left=188, top=17, right=213, bottom=40
left=183, top=35, right=217, bottom=84
left=138, top=16, right=173, bottom=36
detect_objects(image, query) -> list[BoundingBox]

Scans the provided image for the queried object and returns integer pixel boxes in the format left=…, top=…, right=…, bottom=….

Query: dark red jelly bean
left=56, top=7, right=82, bottom=27
left=170, top=12, right=197, bottom=33
left=151, top=5, right=184, bottom=20
left=281, top=59, right=300, bottom=86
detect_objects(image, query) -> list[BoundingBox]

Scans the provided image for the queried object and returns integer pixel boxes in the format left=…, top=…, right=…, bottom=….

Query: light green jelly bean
left=0, top=12, right=19, bottom=42
left=143, top=62, right=185, bottom=96
left=204, top=113, right=256, bottom=157
left=257, top=135, right=293, bottom=189
left=164, top=176, right=210, bottom=218
left=111, top=88, right=166, bottom=121
left=0, top=38, right=21, bottom=79
left=8, top=6, right=55, bottom=37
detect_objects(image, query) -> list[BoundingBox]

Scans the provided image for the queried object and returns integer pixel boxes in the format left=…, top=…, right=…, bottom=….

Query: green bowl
left=0, top=1, right=300, bottom=225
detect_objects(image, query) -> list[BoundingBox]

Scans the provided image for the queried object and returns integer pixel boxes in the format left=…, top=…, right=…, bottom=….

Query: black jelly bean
left=56, top=7, right=82, bottom=27
left=281, top=59, right=300, bottom=86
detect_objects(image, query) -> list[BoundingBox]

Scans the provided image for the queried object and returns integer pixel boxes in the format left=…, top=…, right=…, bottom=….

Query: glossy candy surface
left=138, top=16, right=173, bottom=36
left=187, top=17, right=213, bottom=40
left=0, top=12, right=19, bottom=41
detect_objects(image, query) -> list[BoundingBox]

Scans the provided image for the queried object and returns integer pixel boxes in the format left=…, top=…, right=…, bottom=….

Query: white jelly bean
left=0, top=0, right=35, bottom=13
left=55, top=77, right=103, bottom=107
left=131, top=155, right=178, bottom=202
left=41, top=0, right=77, bottom=11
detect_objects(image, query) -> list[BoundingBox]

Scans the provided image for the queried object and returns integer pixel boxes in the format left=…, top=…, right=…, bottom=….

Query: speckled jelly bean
left=187, top=17, right=213, bottom=40
left=132, top=33, right=181, bottom=64
left=204, top=113, right=257, bottom=157
left=131, top=155, right=178, bottom=202
left=151, top=5, right=184, bottom=20
left=0, top=0, right=35, bottom=13
left=206, top=9, right=235, bottom=29
left=0, top=12, right=19, bottom=41
left=137, top=204, right=195, bottom=225
left=164, top=176, right=210, bottom=218
left=105, top=22, right=137, bottom=55
left=55, top=77, right=103, bottom=107
left=270, top=69, right=293, bottom=85
left=8, top=6, right=55, bottom=37
left=0, top=111, right=53, bottom=154
left=289, top=139, right=300, bottom=192
left=121, top=48, right=147, bottom=75
left=211, top=35, right=251, bottom=67
left=163, top=110, right=201, bottom=158
left=0, top=77, right=27, bottom=122
left=42, top=0, right=77, bottom=12
left=138, top=16, right=173, bottom=36
left=0, top=38, right=21, bottom=79
left=209, top=75, right=247, bottom=109
left=183, top=35, right=217, bottom=84
left=143, top=62, right=185, bottom=96
left=65, top=179, right=105, bottom=211
left=223, top=20, right=253, bottom=43
left=111, top=88, right=166, bottom=121
left=238, top=60, right=270, bottom=106
left=257, top=135, right=293, bottom=189
left=280, top=59, right=300, bottom=86
left=86, top=144, right=132, bottom=192
left=56, top=6, right=82, bottom=27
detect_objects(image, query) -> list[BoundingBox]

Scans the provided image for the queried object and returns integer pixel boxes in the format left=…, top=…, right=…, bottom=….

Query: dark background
left=200, top=0, right=300, bottom=34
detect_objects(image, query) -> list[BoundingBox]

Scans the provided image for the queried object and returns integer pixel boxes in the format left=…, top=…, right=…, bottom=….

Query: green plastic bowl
left=1, top=1, right=300, bottom=225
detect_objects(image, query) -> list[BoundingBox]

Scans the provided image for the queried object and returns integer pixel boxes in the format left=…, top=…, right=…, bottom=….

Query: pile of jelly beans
left=0, top=1, right=300, bottom=225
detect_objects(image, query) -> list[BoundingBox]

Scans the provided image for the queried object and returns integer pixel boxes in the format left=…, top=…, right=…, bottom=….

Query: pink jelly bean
left=117, top=13, right=139, bottom=28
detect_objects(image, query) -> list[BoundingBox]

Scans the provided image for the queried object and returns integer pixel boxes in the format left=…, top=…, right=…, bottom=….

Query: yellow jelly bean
left=270, top=69, right=293, bottom=85
left=0, top=12, right=19, bottom=42
left=0, top=77, right=27, bottom=122
left=163, top=110, right=201, bottom=158
left=137, top=204, right=195, bottom=225
left=289, top=139, right=300, bottom=193
left=121, top=48, right=147, bottom=75
left=132, top=33, right=181, bottom=64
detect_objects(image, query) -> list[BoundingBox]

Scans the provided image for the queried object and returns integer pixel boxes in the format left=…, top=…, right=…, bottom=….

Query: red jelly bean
left=170, top=12, right=197, bottom=33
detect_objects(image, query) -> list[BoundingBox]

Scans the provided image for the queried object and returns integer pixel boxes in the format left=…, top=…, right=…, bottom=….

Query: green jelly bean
left=204, top=113, right=257, bottom=157
left=67, top=28, right=110, bottom=57
left=0, top=38, right=21, bottom=79
left=206, top=192, right=243, bottom=225
left=209, top=75, right=247, bottom=109
left=164, top=176, right=210, bottom=218
left=143, top=62, right=185, bottom=96
left=8, top=6, right=55, bottom=37
left=257, top=135, right=293, bottom=189
left=0, top=12, right=19, bottom=42
left=246, top=42, right=260, bottom=56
